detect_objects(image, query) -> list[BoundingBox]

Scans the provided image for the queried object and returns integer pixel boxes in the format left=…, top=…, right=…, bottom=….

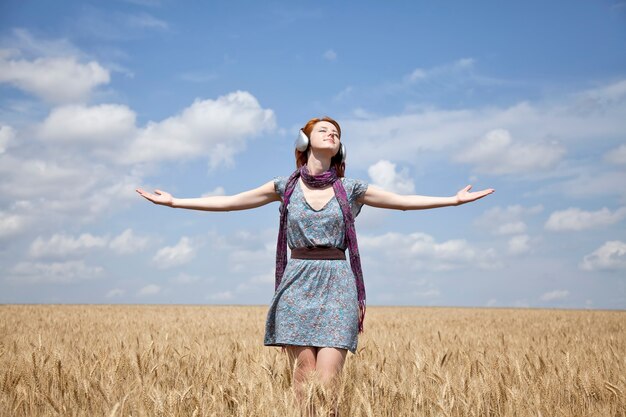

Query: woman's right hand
left=135, top=188, right=174, bottom=206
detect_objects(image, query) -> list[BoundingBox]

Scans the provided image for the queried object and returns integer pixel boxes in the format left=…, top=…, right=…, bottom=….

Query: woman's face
left=308, top=121, right=341, bottom=156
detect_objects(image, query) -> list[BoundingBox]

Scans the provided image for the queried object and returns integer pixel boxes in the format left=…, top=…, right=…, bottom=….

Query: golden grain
left=0, top=305, right=624, bottom=416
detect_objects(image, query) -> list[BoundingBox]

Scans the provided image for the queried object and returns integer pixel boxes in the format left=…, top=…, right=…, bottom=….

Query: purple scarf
left=275, top=165, right=366, bottom=333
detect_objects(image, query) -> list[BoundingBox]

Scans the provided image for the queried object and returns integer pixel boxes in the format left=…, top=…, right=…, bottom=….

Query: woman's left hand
left=455, top=185, right=495, bottom=205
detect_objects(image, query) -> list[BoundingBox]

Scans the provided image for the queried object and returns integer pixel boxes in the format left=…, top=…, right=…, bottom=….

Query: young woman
left=136, top=116, right=494, bottom=414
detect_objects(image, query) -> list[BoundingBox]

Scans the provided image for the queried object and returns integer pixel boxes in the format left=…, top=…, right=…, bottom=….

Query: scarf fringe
left=358, top=300, right=366, bottom=333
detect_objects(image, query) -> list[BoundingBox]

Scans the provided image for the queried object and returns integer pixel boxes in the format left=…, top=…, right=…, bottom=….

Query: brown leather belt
left=290, top=247, right=346, bottom=260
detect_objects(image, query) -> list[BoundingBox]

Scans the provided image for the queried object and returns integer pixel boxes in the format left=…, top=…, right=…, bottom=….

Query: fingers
left=136, top=188, right=150, bottom=198
left=136, top=188, right=157, bottom=201
left=458, top=185, right=472, bottom=195
left=467, top=187, right=494, bottom=195
left=459, top=187, right=495, bottom=203
left=473, top=188, right=495, bottom=199
left=137, top=189, right=165, bottom=197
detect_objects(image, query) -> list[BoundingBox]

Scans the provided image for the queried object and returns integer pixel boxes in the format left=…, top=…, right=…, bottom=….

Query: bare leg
left=285, top=346, right=317, bottom=416
left=284, top=346, right=348, bottom=416
left=316, top=347, right=347, bottom=416
left=315, top=347, right=347, bottom=384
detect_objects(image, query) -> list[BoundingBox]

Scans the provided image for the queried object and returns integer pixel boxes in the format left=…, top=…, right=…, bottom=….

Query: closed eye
left=319, top=128, right=339, bottom=138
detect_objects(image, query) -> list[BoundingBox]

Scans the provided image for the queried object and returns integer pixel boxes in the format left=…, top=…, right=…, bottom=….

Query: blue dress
left=264, top=176, right=368, bottom=354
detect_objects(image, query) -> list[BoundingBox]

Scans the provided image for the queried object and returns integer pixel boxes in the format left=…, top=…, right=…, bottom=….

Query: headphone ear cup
left=295, top=130, right=309, bottom=152
left=339, top=143, right=347, bottom=163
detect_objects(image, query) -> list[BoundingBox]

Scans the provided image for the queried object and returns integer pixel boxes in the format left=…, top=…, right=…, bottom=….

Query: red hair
left=295, top=116, right=345, bottom=177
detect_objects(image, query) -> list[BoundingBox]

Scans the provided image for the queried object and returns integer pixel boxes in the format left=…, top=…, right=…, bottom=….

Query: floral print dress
left=264, top=176, right=368, bottom=354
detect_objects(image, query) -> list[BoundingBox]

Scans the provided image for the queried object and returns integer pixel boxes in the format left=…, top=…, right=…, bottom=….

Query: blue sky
left=1, top=1, right=625, bottom=309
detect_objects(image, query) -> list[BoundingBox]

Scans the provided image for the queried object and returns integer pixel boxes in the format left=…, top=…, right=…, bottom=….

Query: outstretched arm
left=359, top=184, right=494, bottom=211
left=135, top=180, right=281, bottom=211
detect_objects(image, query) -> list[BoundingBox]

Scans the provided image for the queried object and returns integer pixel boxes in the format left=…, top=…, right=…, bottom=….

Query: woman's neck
left=306, top=152, right=331, bottom=175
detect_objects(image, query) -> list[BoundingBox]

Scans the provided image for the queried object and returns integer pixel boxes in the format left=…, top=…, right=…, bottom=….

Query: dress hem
left=264, top=340, right=356, bottom=354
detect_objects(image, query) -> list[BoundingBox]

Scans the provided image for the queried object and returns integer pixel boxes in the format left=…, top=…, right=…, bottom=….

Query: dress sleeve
left=343, top=178, right=369, bottom=218
left=273, top=176, right=288, bottom=200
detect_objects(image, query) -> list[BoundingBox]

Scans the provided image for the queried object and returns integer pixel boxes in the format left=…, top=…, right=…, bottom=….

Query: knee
left=315, top=347, right=347, bottom=385
left=290, top=350, right=317, bottom=379
left=294, top=358, right=316, bottom=375
left=316, top=363, right=342, bottom=385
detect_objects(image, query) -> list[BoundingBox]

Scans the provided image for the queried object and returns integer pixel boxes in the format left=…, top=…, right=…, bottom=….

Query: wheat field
left=0, top=305, right=624, bottom=416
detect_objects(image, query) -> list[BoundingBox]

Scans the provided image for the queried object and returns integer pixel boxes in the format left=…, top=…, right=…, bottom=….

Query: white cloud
left=497, top=222, right=527, bottom=235
left=360, top=231, right=498, bottom=271
left=455, top=58, right=475, bottom=69
left=106, top=288, right=125, bottom=298
left=152, top=237, right=197, bottom=268
left=229, top=245, right=275, bottom=273
left=552, top=170, right=626, bottom=199
left=344, top=108, right=480, bottom=167
left=8, top=260, right=103, bottom=284
left=407, top=68, right=427, bottom=82
left=344, top=79, right=626, bottom=172
left=29, top=233, right=108, bottom=258
left=0, top=155, right=141, bottom=228
left=85, top=172, right=143, bottom=216
left=71, top=7, right=170, bottom=41
left=0, top=90, right=273, bottom=230
left=475, top=205, right=543, bottom=236
left=0, top=211, right=28, bottom=238
left=38, top=104, right=136, bottom=144
left=122, top=0, right=163, bottom=6
left=0, top=125, right=15, bottom=153
left=1, top=29, right=82, bottom=59
left=180, top=71, right=217, bottom=83
left=0, top=51, right=110, bottom=103
left=405, top=58, right=475, bottom=83
left=202, top=186, right=226, bottom=197
left=344, top=104, right=543, bottom=170
left=249, top=270, right=274, bottom=285
left=367, top=160, right=415, bottom=194
left=109, top=229, right=150, bottom=254
left=545, top=207, right=626, bottom=231
left=333, top=86, right=353, bottom=102
left=508, top=234, right=530, bottom=255
left=574, top=79, right=626, bottom=109
left=580, top=241, right=626, bottom=271
left=208, top=291, right=233, bottom=301
left=413, top=289, right=440, bottom=298
left=540, top=289, right=569, bottom=301
left=0, top=155, right=96, bottom=200
left=236, top=269, right=275, bottom=292
left=125, top=13, right=169, bottom=30
left=605, top=144, right=626, bottom=165
left=0, top=43, right=275, bottom=238
left=169, top=273, right=201, bottom=284
left=323, top=49, right=337, bottom=61
left=455, top=129, right=565, bottom=175
left=199, top=229, right=277, bottom=279
left=122, top=91, right=276, bottom=167
left=138, top=284, right=161, bottom=296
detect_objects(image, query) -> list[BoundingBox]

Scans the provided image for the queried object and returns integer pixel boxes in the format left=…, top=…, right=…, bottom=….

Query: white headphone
left=295, top=130, right=346, bottom=163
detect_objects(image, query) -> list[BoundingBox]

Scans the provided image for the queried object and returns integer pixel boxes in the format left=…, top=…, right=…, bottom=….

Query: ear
left=295, top=130, right=309, bottom=152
